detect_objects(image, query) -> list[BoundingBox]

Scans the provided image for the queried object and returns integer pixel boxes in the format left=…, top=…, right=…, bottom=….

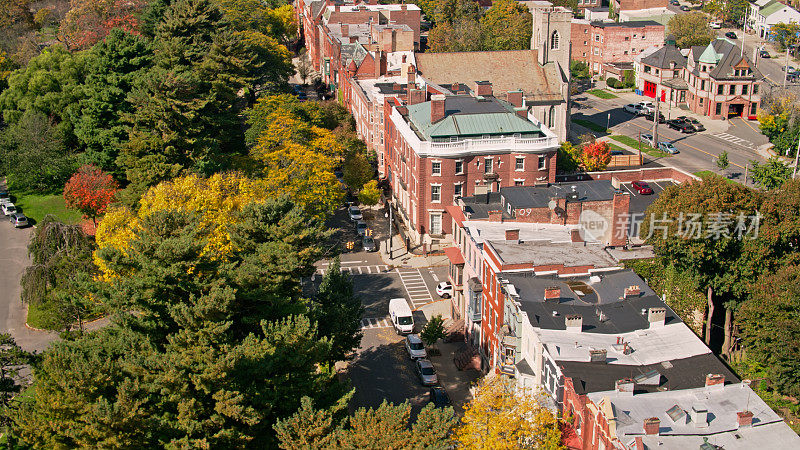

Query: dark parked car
left=429, top=386, right=451, bottom=408
left=667, top=118, right=695, bottom=133
left=675, top=116, right=705, bottom=132
left=643, top=110, right=666, bottom=123
left=631, top=181, right=654, bottom=195
left=725, top=31, right=737, bottom=39
left=760, top=50, right=770, bottom=58
left=680, top=5, right=689, bottom=10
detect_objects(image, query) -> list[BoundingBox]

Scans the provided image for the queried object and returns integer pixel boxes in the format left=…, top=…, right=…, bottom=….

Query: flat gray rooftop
left=488, top=240, right=618, bottom=267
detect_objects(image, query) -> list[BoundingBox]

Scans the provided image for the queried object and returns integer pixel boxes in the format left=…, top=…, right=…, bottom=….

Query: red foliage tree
left=59, top=0, right=145, bottom=50
left=63, top=165, right=118, bottom=225
left=581, top=141, right=612, bottom=171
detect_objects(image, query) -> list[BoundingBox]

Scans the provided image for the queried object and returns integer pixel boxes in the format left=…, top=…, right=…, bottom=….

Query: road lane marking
left=360, top=317, right=391, bottom=329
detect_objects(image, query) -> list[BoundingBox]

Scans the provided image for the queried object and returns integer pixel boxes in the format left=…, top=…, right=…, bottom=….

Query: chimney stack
left=623, top=285, right=641, bottom=298
left=341, top=23, right=349, bottom=36
left=507, top=90, right=524, bottom=107
left=648, top=307, right=666, bottom=328
left=514, top=107, right=528, bottom=118
left=589, top=348, right=607, bottom=362
left=430, top=94, right=446, bottom=123
left=451, top=82, right=460, bottom=92
left=487, top=210, right=502, bottom=222
left=406, top=64, right=416, bottom=88
left=570, top=229, right=583, bottom=243
left=544, top=287, right=561, bottom=302
left=705, top=374, right=725, bottom=389
left=691, top=406, right=709, bottom=428
left=737, top=411, right=754, bottom=428
left=565, top=314, right=583, bottom=332
left=643, top=417, right=660, bottom=435
left=505, top=229, right=520, bottom=241
left=474, top=80, right=493, bottom=97
left=408, top=89, right=425, bottom=105
left=616, top=378, right=634, bottom=395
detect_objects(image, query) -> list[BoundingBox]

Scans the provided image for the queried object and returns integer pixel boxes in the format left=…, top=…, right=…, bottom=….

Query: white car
left=1, top=203, right=17, bottom=216
left=347, top=205, right=362, bottom=222
left=637, top=101, right=654, bottom=113
left=436, top=281, right=453, bottom=299
left=405, top=334, right=427, bottom=359
left=623, top=104, right=643, bottom=114
left=641, top=133, right=655, bottom=147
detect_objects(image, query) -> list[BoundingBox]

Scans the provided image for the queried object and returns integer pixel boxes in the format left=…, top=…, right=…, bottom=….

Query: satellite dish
left=548, top=200, right=557, bottom=210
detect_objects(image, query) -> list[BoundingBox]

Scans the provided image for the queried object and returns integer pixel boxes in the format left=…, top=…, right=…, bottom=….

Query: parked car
left=669, top=0, right=679, bottom=5
left=631, top=181, right=654, bottom=195
left=348, top=205, right=362, bottom=221
left=0, top=191, right=9, bottom=202
left=9, top=213, right=28, bottom=228
left=782, top=65, right=796, bottom=73
left=667, top=118, right=695, bottom=133
left=643, top=110, right=666, bottom=123
left=362, top=235, right=377, bottom=252
left=415, top=359, right=438, bottom=386
left=1, top=203, right=17, bottom=216
left=725, top=31, right=737, bottom=39
left=637, top=101, right=654, bottom=113
left=610, top=150, right=624, bottom=156
left=429, top=386, right=451, bottom=408
left=389, top=298, right=414, bottom=334
left=405, top=334, right=427, bottom=360
left=355, top=220, right=368, bottom=236
left=436, top=281, right=453, bottom=298
left=641, top=133, right=655, bottom=147
left=680, top=5, right=689, bottom=10
left=623, top=103, right=644, bottom=114
left=709, top=21, right=721, bottom=29
left=677, top=116, right=705, bottom=132
left=760, top=49, right=770, bottom=58
left=658, top=141, right=679, bottom=154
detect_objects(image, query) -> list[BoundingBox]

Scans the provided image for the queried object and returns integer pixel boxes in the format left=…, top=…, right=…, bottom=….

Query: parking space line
left=621, top=183, right=636, bottom=195
left=653, top=181, right=664, bottom=190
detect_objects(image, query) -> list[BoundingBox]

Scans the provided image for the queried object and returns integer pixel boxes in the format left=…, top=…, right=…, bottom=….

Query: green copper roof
left=406, top=97, right=541, bottom=140
left=698, top=44, right=721, bottom=64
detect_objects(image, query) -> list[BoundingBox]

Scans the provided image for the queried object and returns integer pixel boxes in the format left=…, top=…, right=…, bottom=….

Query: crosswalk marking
left=396, top=268, right=434, bottom=309
left=316, top=265, right=389, bottom=275
left=360, top=316, right=391, bottom=329
left=711, top=133, right=753, bottom=148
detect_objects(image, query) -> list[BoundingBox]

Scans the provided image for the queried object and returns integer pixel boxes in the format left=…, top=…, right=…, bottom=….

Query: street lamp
left=385, top=206, right=393, bottom=260
left=606, top=113, right=611, bottom=133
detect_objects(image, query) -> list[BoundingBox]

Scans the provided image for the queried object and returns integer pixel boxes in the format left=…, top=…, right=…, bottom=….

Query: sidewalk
left=377, top=232, right=449, bottom=269
left=426, top=339, right=480, bottom=414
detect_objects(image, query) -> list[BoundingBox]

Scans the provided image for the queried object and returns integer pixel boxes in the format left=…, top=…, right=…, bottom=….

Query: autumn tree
left=668, top=12, right=716, bottom=48
left=480, top=0, right=531, bottom=51
left=357, top=180, right=381, bottom=206
left=556, top=141, right=581, bottom=173
left=64, top=165, right=119, bottom=225
left=770, top=22, right=800, bottom=50
left=59, top=0, right=148, bottom=50
left=580, top=140, right=611, bottom=171
left=455, top=376, right=563, bottom=449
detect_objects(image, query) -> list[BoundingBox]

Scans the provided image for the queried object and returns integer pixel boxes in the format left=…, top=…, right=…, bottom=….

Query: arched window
left=548, top=105, right=555, bottom=128
left=551, top=31, right=560, bottom=50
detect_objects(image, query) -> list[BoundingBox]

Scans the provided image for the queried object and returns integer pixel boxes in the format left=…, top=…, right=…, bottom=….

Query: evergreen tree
left=310, top=257, right=364, bottom=363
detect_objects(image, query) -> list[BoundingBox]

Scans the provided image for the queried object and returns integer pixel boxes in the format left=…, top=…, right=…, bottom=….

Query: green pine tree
left=310, top=257, right=364, bottom=363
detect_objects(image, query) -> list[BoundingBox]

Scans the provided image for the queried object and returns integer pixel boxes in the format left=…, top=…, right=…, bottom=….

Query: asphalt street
left=572, top=93, right=768, bottom=182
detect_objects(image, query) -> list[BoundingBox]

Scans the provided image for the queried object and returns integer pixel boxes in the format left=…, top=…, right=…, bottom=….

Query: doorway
left=728, top=103, right=744, bottom=118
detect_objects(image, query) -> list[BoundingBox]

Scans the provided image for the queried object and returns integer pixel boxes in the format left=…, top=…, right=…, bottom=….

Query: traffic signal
left=345, top=241, right=354, bottom=251
left=365, top=228, right=372, bottom=237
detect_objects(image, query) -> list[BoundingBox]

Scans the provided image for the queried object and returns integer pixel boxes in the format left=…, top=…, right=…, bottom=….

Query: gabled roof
left=697, top=43, right=721, bottom=64
left=340, top=43, right=368, bottom=70
left=760, top=1, right=788, bottom=17
left=640, top=44, right=686, bottom=69
left=415, top=50, right=565, bottom=103
left=697, top=39, right=763, bottom=80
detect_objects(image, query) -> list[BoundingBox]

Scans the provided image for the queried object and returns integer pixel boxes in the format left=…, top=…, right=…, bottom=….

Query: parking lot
left=620, top=180, right=675, bottom=216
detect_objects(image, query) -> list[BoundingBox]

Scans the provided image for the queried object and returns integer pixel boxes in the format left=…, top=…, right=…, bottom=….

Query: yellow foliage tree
left=94, top=172, right=272, bottom=277
left=455, top=376, right=564, bottom=450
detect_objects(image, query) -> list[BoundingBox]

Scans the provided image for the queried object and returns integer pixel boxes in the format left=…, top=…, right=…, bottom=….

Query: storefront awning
left=444, top=246, right=465, bottom=265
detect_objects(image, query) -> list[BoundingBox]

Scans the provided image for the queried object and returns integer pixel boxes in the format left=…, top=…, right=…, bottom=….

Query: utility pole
left=652, top=95, right=660, bottom=146
left=783, top=46, right=791, bottom=91
left=386, top=203, right=393, bottom=260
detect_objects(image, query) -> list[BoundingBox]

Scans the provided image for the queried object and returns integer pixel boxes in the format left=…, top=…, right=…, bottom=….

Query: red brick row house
left=571, top=20, right=664, bottom=76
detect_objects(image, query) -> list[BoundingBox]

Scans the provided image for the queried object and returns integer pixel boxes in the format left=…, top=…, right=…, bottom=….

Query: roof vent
left=565, top=314, right=583, bottom=332
left=589, top=349, right=607, bottom=363
left=615, top=378, right=634, bottom=395
left=552, top=310, right=558, bottom=317
left=648, top=307, right=666, bottom=328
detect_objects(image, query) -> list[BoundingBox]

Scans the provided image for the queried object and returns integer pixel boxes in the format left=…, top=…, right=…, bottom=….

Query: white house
left=747, top=0, right=800, bottom=39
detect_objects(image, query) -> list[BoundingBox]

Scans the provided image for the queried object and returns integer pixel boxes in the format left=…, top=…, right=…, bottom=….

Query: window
left=454, top=183, right=462, bottom=197
left=515, top=157, right=524, bottom=171
left=582, top=52, right=587, bottom=57
left=702, top=65, right=706, bottom=72
left=644, top=66, right=651, bottom=73
left=584, top=28, right=588, bottom=34
left=430, top=212, right=442, bottom=235
left=624, top=36, right=630, bottom=41
left=455, top=160, right=463, bottom=174
left=642, top=34, right=646, bottom=39
left=548, top=105, right=555, bottom=128
left=751, top=103, right=757, bottom=115
left=484, top=158, right=493, bottom=174
left=718, top=84, right=724, bottom=94
left=701, top=80, right=706, bottom=90
left=729, top=85, right=736, bottom=95
left=514, top=179, right=524, bottom=186
left=742, top=85, right=748, bottom=95
left=624, top=51, right=628, bottom=55
left=551, top=31, right=560, bottom=50
left=538, top=155, right=546, bottom=170
left=431, top=185, right=441, bottom=202
left=655, top=68, right=660, bottom=75
left=584, top=40, right=588, bottom=45
left=593, top=47, right=599, bottom=56
left=431, top=161, right=441, bottom=175
left=594, top=34, right=600, bottom=42
left=716, top=102, right=722, bottom=115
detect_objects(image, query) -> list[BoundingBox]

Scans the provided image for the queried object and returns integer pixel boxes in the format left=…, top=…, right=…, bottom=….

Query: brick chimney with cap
left=623, top=285, right=640, bottom=298
left=406, top=64, right=416, bottom=88
left=705, top=374, right=725, bottom=389
left=474, top=81, right=493, bottom=97
left=507, top=90, right=524, bottom=107
left=544, top=287, right=561, bottom=302
left=505, top=229, right=519, bottom=241
left=430, top=94, right=446, bottom=123
left=616, top=378, right=634, bottom=395
left=487, top=210, right=502, bottom=222
left=737, top=411, right=754, bottom=428
left=643, top=418, right=660, bottom=435
left=341, top=23, right=349, bottom=37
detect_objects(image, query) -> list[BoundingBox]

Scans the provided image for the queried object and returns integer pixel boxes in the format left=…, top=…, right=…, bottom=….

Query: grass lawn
left=586, top=89, right=618, bottom=99
left=12, top=192, right=82, bottom=225
left=609, top=135, right=671, bottom=158
left=25, top=302, right=57, bottom=330
left=572, top=118, right=608, bottom=133
left=694, top=170, right=736, bottom=183
left=607, top=142, right=627, bottom=153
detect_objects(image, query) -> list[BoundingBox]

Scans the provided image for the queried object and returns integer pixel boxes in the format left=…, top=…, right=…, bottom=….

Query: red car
left=632, top=181, right=654, bottom=195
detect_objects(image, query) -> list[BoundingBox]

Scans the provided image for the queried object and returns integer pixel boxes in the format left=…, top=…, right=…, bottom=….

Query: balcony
left=418, top=135, right=559, bottom=157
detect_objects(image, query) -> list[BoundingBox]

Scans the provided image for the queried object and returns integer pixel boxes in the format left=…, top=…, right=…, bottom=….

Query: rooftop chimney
left=623, top=285, right=641, bottom=298
left=487, top=210, right=502, bottom=222
left=648, top=307, right=666, bottom=328
left=406, top=64, right=416, bottom=88
left=514, top=107, right=528, bottom=118
left=430, top=94, right=446, bottom=123
left=691, top=406, right=709, bottom=428
left=505, top=229, right=520, bottom=242
left=544, top=287, right=561, bottom=302
left=737, top=410, right=754, bottom=428
left=570, top=229, right=583, bottom=243
left=451, top=82, right=460, bottom=92
left=400, top=3, right=407, bottom=9
left=408, top=88, right=425, bottom=105
left=643, top=417, right=660, bottom=435
left=565, top=314, right=583, bottom=332
left=616, top=378, right=634, bottom=395
left=589, top=348, right=607, bottom=363
left=401, top=54, right=406, bottom=63
left=507, top=90, right=524, bottom=107
left=341, top=23, right=349, bottom=36
left=705, top=374, right=725, bottom=389
left=474, top=80, right=493, bottom=97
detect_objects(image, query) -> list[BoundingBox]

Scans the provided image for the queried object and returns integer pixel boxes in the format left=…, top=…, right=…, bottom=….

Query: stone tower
left=528, top=3, right=573, bottom=82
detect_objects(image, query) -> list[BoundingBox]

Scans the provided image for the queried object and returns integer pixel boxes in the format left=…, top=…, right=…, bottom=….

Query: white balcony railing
left=417, top=135, right=559, bottom=156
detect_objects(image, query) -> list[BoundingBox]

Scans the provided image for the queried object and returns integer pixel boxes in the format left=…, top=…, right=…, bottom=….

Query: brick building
left=571, top=20, right=664, bottom=75
left=385, top=90, right=560, bottom=248
left=611, top=0, right=667, bottom=13
left=635, top=39, right=763, bottom=120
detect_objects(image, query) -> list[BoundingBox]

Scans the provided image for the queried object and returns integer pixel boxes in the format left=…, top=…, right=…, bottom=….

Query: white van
left=389, top=298, right=414, bottom=335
